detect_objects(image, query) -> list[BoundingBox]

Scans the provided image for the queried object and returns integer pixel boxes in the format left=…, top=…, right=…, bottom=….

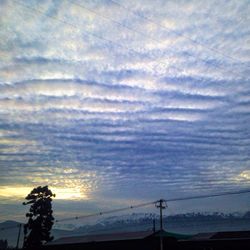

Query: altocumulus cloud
left=0, top=0, right=250, bottom=219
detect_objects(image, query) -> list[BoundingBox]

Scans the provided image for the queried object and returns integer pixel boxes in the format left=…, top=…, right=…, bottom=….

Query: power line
left=142, top=2, right=249, bottom=31
left=68, top=0, right=169, bottom=48
left=108, top=0, right=247, bottom=65
left=55, top=189, right=250, bottom=223
left=10, top=0, right=200, bottom=84
left=11, top=0, right=122, bottom=52
left=0, top=223, right=23, bottom=232
left=55, top=201, right=155, bottom=223
left=0, top=189, right=249, bottom=230
left=9, top=0, right=246, bottom=81
left=9, top=0, right=180, bottom=75
left=69, top=0, right=249, bottom=79
left=164, top=188, right=250, bottom=202
left=0, top=223, right=23, bottom=249
left=70, top=0, right=236, bottom=74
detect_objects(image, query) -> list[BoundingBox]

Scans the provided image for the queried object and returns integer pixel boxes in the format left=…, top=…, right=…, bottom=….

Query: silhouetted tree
left=23, top=186, right=55, bottom=249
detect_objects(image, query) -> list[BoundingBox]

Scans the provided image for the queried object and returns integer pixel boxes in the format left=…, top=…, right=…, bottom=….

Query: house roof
left=190, top=232, right=217, bottom=240
left=145, top=230, right=191, bottom=239
left=211, top=231, right=250, bottom=239
left=187, top=231, right=250, bottom=241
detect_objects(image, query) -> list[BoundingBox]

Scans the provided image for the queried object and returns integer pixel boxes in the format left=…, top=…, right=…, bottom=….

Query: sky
left=0, top=0, right=250, bottom=222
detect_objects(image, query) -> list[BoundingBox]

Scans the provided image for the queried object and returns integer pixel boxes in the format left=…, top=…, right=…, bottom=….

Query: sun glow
left=233, top=170, right=250, bottom=182
left=239, top=170, right=250, bottom=180
left=0, top=185, right=87, bottom=200
left=51, top=187, right=87, bottom=200
left=0, top=167, right=98, bottom=201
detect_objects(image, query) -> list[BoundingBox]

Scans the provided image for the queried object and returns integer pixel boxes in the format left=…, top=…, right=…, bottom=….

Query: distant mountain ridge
left=0, top=221, right=72, bottom=247
left=1, top=211, right=250, bottom=247
left=73, top=211, right=250, bottom=235
left=90, top=211, right=249, bottom=227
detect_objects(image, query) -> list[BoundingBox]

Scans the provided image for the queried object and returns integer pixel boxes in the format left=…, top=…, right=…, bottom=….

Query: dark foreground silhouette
left=40, top=229, right=250, bottom=250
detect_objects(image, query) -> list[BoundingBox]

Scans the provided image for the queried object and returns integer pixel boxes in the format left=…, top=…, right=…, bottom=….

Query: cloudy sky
left=0, top=0, right=250, bottom=222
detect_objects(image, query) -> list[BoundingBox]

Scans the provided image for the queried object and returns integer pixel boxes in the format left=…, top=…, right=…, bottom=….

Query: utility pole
left=16, top=223, right=22, bottom=249
left=155, top=199, right=167, bottom=250
left=152, top=218, right=156, bottom=233
left=155, top=199, right=167, bottom=230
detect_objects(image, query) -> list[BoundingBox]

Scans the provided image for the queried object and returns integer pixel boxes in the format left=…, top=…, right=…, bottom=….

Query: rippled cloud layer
left=0, top=0, right=250, bottom=219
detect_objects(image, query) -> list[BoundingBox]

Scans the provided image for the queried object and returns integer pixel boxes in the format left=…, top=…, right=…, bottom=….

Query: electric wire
left=11, top=0, right=123, bottom=53
left=69, top=0, right=248, bottom=76
left=108, top=0, right=248, bottom=64
left=164, top=189, right=250, bottom=202
left=13, top=0, right=250, bottom=62
left=162, top=4, right=250, bottom=30
left=55, top=201, right=155, bottom=223
left=10, top=0, right=246, bottom=81
left=0, top=223, right=23, bottom=232
left=0, top=189, right=249, bottom=231
left=54, top=189, right=250, bottom=223
left=10, top=0, right=183, bottom=76
left=8, top=0, right=191, bottom=83
left=68, top=0, right=223, bottom=73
